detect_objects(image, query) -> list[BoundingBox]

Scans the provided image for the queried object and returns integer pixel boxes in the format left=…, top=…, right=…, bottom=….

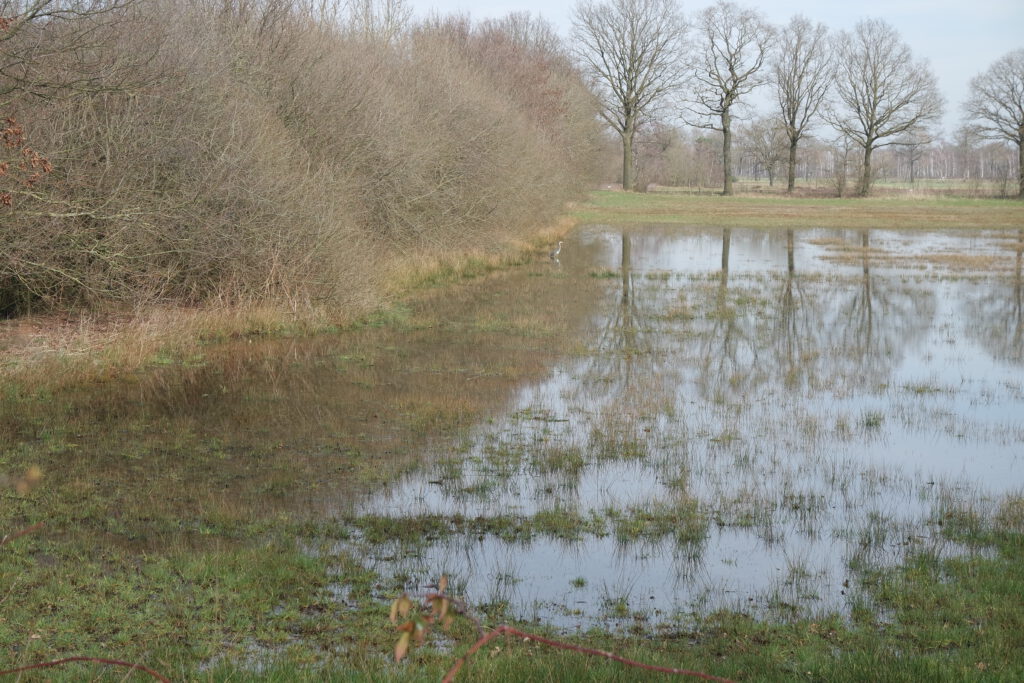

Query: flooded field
left=4, top=224, right=1022, bottom=643
left=344, top=225, right=1024, bottom=631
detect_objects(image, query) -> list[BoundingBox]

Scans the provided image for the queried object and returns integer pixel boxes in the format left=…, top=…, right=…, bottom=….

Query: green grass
left=573, top=190, right=1024, bottom=230
left=4, top=406, right=1024, bottom=682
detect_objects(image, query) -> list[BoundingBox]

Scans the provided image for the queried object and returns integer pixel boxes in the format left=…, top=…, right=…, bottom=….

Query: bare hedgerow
left=0, top=0, right=601, bottom=317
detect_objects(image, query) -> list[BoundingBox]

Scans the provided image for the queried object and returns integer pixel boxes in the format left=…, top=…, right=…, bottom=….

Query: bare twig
left=0, top=521, right=44, bottom=548
left=0, top=656, right=171, bottom=682
left=442, top=624, right=735, bottom=682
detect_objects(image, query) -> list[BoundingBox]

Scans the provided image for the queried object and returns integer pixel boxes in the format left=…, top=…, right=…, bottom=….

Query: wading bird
left=550, top=241, right=563, bottom=259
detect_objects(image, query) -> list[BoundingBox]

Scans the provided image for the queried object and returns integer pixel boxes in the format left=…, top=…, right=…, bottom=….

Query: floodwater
left=4, top=224, right=1022, bottom=633
left=347, top=225, right=1024, bottom=630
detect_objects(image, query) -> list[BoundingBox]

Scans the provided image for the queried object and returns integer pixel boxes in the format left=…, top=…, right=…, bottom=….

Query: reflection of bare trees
left=769, top=230, right=822, bottom=389
left=964, top=230, right=1024, bottom=364
left=686, top=228, right=936, bottom=398
left=586, top=233, right=656, bottom=397
left=824, top=230, right=934, bottom=384
left=694, top=228, right=762, bottom=401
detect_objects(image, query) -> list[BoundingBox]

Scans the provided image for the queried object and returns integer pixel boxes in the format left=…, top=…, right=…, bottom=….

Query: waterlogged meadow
left=346, top=226, right=1024, bottom=631
left=2, top=221, right=1023, bottom=678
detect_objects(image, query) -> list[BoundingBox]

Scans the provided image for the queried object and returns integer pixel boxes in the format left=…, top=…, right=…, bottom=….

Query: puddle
left=343, top=225, right=1024, bottom=630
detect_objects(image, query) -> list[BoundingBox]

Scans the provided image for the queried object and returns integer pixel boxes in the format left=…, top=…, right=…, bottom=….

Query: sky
left=404, top=0, right=1024, bottom=138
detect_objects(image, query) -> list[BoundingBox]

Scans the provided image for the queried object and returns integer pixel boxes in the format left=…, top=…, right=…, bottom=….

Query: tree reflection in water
left=343, top=225, right=1024, bottom=630
left=823, top=230, right=935, bottom=388
left=964, top=229, right=1024, bottom=365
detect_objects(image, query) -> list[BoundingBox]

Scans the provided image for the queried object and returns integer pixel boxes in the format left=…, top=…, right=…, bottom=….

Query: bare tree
left=963, top=49, right=1024, bottom=198
left=896, top=129, right=933, bottom=185
left=682, top=1, right=772, bottom=196
left=741, top=116, right=786, bottom=186
left=827, top=18, right=943, bottom=197
left=572, top=0, right=688, bottom=192
left=831, top=133, right=855, bottom=198
left=771, top=15, right=831, bottom=193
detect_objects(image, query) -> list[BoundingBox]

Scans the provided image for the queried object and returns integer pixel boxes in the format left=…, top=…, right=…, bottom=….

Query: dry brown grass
left=0, top=304, right=340, bottom=391
left=575, top=190, right=1024, bottom=230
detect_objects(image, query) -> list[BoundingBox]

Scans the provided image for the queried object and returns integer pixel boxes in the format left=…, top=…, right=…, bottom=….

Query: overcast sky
left=405, top=0, right=1023, bottom=138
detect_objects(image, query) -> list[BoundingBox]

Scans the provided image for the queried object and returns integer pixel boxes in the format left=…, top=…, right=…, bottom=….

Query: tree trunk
left=859, top=144, right=874, bottom=197
left=787, top=137, right=798, bottom=193
left=622, top=128, right=634, bottom=192
left=1018, top=138, right=1023, bottom=199
left=787, top=229, right=794, bottom=274
left=621, top=233, right=632, bottom=304
left=721, top=109, right=733, bottom=196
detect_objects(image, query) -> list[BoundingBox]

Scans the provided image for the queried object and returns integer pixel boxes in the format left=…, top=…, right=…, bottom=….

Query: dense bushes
left=0, top=0, right=600, bottom=317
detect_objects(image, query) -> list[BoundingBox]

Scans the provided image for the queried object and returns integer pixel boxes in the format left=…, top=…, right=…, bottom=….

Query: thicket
left=0, top=0, right=601, bottom=318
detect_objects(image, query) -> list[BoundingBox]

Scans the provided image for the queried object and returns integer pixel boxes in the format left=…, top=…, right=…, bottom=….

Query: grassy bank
left=573, top=190, right=1024, bottom=230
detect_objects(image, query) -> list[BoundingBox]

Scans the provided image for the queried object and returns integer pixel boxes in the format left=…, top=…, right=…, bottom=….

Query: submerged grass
left=4, top=513, right=1022, bottom=681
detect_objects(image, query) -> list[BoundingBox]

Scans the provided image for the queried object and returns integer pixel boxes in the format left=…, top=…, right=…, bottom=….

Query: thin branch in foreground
left=442, top=624, right=735, bottom=683
left=0, top=656, right=171, bottom=682
left=0, top=521, right=44, bottom=548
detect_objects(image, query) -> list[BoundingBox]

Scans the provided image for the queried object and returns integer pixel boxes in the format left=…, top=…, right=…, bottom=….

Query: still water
left=5, top=225, right=1020, bottom=634
left=348, top=225, right=1023, bottom=630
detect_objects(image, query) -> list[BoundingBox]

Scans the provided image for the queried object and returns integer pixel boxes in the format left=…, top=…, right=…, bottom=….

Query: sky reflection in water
left=354, top=225, right=1024, bottom=629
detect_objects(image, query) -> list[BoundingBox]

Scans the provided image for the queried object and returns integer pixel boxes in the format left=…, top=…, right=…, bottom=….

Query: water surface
left=4, top=224, right=1021, bottom=634
left=349, top=225, right=1024, bottom=630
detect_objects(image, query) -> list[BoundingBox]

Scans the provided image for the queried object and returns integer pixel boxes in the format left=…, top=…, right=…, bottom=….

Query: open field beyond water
left=2, top=192, right=1023, bottom=681
left=574, top=189, right=1024, bottom=230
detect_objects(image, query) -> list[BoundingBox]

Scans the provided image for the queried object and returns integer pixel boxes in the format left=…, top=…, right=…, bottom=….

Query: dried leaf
left=389, top=598, right=399, bottom=624
left=438, top=575, right=448, bottom=593
left=395, top=631, right=411, bottom=662
left=394, top=594, right=413, bottom=621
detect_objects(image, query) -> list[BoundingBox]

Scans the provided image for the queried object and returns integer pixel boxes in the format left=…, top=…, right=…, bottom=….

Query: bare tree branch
left=572, top=0, right=687, bottom=191
left=963, top=48, right=1024, bottom=198
left=824, top=18, right=943, bottom=196
left=681, top=0, right=773, bottom=195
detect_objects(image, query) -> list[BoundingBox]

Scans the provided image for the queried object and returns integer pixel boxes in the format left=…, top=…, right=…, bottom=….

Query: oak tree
left=827, top=18, right=943, bottom=196
left=771, top=15, right=831, bottom=193
left=572, top=0, right=687, bottom=191
left=682, top=0, right=773, bottom=196
left=963, top=49, right=1024, bottom=198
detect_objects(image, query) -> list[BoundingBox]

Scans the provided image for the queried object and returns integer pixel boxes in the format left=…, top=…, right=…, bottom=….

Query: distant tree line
left=574, top=0, right=1023, bottom=199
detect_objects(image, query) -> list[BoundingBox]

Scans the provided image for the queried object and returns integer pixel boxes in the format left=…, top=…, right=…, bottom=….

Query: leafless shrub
left=1, top=0, right=600, bottom=317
